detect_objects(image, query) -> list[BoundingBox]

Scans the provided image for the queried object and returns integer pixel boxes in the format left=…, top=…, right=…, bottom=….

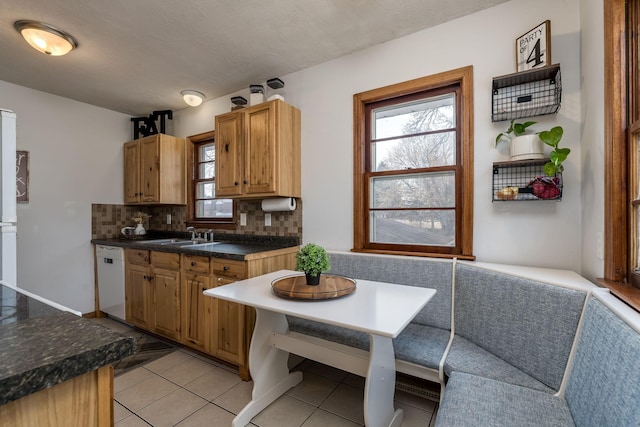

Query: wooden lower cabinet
left=182, top=255, right=213, bottom=353
left=124, top=247, right=297, bottom=380
left=153, top=266, right=181, bottom=341
left=125, top=250, right=181, bottom=340
left=125, top=262, right=152, bottom=329
left=211, top=259, right=247, bottom=372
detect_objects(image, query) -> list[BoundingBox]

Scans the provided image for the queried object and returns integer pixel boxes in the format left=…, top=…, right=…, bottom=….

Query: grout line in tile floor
left=99, top=317, right=438, bottom=427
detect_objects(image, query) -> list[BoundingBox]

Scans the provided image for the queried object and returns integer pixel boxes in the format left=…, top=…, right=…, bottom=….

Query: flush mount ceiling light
left=181, top=90, right=205, bottom=107
left=14, top=20, right=78, bottom=56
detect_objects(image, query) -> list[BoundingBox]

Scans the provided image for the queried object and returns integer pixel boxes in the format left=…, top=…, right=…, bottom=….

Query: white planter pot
left=510, top=134, right=544, bottom=160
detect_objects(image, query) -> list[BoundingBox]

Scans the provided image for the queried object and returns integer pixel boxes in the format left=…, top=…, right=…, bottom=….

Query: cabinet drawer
left=183, top=255, right=210, bottom=274
left=212, top=259, right=246, bottom=280
left=151, top=251, right=180, bottom=270
left=126, top=249, right=149, bottom=265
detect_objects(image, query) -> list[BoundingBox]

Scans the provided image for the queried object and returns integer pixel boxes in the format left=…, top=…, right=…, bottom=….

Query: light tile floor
left=99, top=318, right=439, bottom=426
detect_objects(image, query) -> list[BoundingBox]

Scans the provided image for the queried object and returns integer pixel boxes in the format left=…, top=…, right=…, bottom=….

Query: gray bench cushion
left=435, top=372, right=575, bottom=427
left=565, top=295, right=640, bottom=426
left=444, top=336, right=554, bottom=393
left=328, top=252, right=453, bottom=330
left=287, top=317, right=450, bottom=370
left=454, top=263, right=587, bottom=391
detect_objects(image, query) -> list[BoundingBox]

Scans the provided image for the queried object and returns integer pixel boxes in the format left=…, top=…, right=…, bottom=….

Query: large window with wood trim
left=603, top=0, right=640, bottom=309
left=353, top=67, right=474, bottom=258
left=186, top=131, right=235, bottom=227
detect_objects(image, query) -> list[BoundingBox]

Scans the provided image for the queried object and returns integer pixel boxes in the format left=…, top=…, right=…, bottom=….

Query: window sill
left=597, top=278, right=640, bottom=312
left=351, top=248, right=475, bottom=261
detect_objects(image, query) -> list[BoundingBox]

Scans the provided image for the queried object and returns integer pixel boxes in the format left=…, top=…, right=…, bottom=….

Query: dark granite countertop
left=92, top=233, right=300, bottom=261
left=0, top=284, right=136, bottom=405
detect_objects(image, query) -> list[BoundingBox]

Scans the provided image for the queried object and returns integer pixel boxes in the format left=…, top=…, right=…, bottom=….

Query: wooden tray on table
left=271, top=274, right=356, bottom=300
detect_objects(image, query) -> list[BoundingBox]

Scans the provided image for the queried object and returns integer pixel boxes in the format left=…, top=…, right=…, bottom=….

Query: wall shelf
left=492, top=64, right=561, bottom=122
left=493, top=158, right=562, bottom=202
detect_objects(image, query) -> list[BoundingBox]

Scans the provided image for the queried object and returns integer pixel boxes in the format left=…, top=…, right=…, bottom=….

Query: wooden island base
left=0, top=365, right=113, bottom=427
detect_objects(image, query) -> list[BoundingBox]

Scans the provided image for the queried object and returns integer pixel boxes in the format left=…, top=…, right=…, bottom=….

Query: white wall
left=0, top=80, right=130, bottom=313
left=175, top=0, right=586, bottom=273
left=579, top=0, right=605, bottom=281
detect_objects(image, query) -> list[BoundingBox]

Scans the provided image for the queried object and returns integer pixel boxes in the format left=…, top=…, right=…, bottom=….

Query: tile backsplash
left=92, top=199, right=302, bottom=240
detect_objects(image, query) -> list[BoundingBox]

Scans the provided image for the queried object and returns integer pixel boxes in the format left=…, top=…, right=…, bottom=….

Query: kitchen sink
left=161, top=239, right=212, bottom=246
left=137, top=238, right=183, bottom=244
left=137, top=238, right=224, bottom=248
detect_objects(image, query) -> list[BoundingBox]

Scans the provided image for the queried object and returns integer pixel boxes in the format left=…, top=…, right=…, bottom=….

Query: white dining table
left=203, top=269, right=436, bottom=427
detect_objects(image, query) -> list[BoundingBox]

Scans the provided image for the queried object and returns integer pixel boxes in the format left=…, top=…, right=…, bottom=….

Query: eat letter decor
left=131, top=110, right=173, bottom=139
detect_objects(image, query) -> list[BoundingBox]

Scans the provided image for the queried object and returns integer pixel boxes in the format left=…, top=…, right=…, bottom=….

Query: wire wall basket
left=492, top=64, right=561, bottom=122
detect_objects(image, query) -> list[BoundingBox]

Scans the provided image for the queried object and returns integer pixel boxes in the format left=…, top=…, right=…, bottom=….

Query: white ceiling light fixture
left=181, top=90, right=205, bottom=107
left=14, top=20, right=78, bottom=56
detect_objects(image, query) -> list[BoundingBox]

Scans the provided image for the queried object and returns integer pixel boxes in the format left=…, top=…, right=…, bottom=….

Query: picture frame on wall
left=516, top=20, right=551, bottom=72
left=16, top=150, right=29, bottom=203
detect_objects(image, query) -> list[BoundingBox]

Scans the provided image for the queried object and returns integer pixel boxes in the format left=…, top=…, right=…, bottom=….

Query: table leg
left=364, top=334, right=403, bottom=427
left=232, top=308, right=303, bottom=427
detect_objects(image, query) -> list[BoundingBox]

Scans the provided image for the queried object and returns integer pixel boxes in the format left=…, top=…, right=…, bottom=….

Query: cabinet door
left=215, top=112, right=244, bottom=197
left=244, top=103, right=277, bottom=195
left=153, top=267, right=181, bottom=341
left=125, top=263, right=152, bottom=329
left=123, top=141, right=141, bottom=203
left=182, top=273, right=212, bottom=352
left=211, top=275, right=245, bottom=365
left=139, top=136, right=160, bottom=202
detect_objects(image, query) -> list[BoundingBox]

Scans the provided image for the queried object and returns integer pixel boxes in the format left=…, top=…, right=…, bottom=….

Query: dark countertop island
left=0, top=284, right=136, bottom=406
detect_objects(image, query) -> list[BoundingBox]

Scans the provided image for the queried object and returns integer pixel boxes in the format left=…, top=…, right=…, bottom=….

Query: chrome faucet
left=186, top=226, right=196, bottom=240
left=206, top=229, right=214, bottom=242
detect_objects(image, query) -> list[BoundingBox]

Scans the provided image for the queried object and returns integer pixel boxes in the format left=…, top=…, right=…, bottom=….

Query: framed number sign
left=516, top=20, right=551, bottom=72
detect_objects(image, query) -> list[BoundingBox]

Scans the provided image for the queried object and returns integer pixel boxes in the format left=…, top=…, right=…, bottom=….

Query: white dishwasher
left=96, top=245, right=126, bottom=322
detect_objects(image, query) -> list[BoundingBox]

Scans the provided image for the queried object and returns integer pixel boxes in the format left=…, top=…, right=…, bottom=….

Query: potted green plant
left=295, top=243, right=330, bottom=285
left=495, top=119, right=544, bottom=160
left=538, top=126, right=570, bottom=176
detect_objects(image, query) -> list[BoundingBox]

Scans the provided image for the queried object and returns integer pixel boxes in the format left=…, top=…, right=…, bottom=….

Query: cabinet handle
left=223, top=266, right=229, bottom=271
left=202, top=287, right=207, bottom=292
left=191, top=261, right=196, bottom=266
left=243, top=180, right=247, bottom=184
left=234, top=181, right=239, bottom=186
left=217, top=277, right=223, bottom=282
left=225, top=143, right=229, bottom=152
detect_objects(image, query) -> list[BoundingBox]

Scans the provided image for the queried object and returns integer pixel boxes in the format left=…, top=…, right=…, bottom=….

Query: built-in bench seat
left=435, top=290, right=640, bottom=426
left=286, top=251, right=597, bottom=400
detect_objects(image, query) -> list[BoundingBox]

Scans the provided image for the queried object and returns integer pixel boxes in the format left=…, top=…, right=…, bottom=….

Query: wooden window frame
left=353, top=66, right=474, bottom=259
left=602, top=0, right=640, bottom=310
left=186, top=131, right=236, bottom=229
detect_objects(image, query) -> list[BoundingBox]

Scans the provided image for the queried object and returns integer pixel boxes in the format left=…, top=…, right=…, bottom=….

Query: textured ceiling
left=0, top=0, right=508, bottom=116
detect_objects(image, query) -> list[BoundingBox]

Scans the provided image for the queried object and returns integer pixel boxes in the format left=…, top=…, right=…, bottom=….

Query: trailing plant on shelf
left=295, top=243, right=330, bottom=285
left=538, top=126, right=570, bottom=176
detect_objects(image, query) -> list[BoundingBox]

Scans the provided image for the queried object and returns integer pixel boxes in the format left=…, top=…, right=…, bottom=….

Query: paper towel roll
left=261, top=197, right=296, bottom=212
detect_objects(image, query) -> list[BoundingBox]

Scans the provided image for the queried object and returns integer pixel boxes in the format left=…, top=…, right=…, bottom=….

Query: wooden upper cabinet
left=124, top=141, right=141, bottom=204
left=215, top=111, right=244, bottom=197
left=123, top=134, right=186, bottom=204
left=214, top=99, right=301, bottom=199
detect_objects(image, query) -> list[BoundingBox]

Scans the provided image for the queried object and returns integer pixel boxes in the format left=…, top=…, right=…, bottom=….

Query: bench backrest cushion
left=454, top=263, right=587, bottom=391
left=565, top=291, right=640, bottom=426
left=327, top=252, right=453, bottom=330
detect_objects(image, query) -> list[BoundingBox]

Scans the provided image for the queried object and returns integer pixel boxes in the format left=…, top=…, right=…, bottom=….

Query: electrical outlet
left=240, top=213, right=247, bottom=226
left=265, top=213, right=271, bottom=227
left=166, top=214, right=171, bottom=224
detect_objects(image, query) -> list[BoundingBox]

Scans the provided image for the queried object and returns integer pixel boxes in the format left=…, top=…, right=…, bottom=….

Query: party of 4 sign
left=516, top=20, right=551, bottom=72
